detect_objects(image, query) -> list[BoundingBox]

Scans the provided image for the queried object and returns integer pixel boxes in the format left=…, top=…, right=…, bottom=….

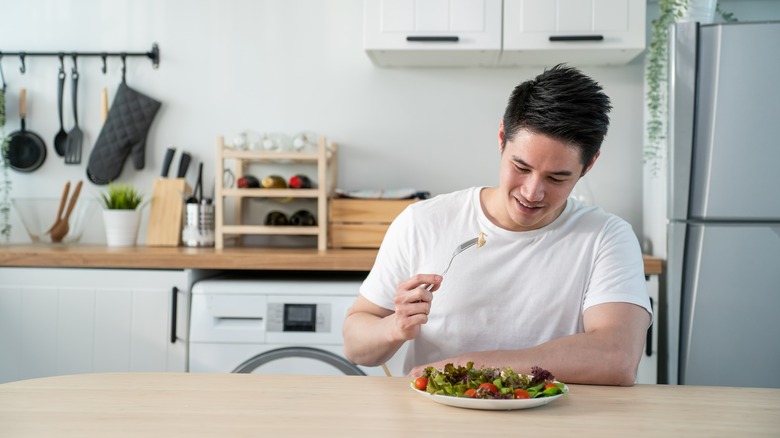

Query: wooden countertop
left=0, top=244, right=664, bottom=275
left=1, top=373, right=776, bottom=437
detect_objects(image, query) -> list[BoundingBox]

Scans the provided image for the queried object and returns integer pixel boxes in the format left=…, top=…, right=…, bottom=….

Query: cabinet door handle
left=645, top=297, right=653, bottom=357
left=406, top=36, right=459, bottom=42
left=170, top=286, right=179, bottom=344
left=549, top=35, right=604, bottom=42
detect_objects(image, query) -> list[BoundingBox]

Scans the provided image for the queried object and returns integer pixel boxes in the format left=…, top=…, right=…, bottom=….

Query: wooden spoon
left=46, top=181, right=71, bottom=235
left=50, top=180, right=83, bottom=243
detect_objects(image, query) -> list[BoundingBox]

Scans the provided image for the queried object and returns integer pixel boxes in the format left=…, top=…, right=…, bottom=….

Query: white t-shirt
left=360, top=187, right=652, bottom=374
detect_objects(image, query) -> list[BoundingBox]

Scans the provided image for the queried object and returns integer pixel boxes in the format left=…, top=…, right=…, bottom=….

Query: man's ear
left=581, top=151, right=601, bottom=177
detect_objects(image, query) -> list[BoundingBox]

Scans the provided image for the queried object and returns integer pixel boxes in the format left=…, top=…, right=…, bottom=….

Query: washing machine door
left=232, top=346, right=366, bottom=376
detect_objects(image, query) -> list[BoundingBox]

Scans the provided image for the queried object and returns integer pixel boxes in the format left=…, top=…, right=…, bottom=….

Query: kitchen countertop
left=1, top=373, right=777, bottom=437
left=0, top=245, right=664, bottom=275
left=0, top=244, right=664, bottom=274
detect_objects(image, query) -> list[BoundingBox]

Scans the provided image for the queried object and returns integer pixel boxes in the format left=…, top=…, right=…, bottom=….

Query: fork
left=426, top=236, right=481, bottom=291
left=381, top=234, right=484, bottom=377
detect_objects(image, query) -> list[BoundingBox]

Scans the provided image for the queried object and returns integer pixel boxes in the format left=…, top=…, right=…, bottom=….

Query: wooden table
left=1, top=373, right=777, bottom=437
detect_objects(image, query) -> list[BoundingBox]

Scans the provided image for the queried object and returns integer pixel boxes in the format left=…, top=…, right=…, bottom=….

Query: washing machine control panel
left=267, top=303, right=331, bottom=333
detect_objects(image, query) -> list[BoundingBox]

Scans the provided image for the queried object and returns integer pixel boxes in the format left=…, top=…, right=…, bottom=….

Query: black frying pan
left=8, top=88, right=47, bottom=172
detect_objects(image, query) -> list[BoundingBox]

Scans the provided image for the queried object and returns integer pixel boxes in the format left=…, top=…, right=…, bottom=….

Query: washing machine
left=188, top=276, right=406, bottom=377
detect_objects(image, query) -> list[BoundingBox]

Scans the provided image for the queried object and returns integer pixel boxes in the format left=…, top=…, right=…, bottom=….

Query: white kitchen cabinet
left=0, top=268, right=188, bottom=383
left=364, top=0, right=645, bottom=67
left=500, top=0, right=646, bottom=66
left=363, top=0, right=503, bottom=67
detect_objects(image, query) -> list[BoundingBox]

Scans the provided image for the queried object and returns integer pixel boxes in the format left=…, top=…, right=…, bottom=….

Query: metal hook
left=121, top=53, right=127, bottom=83
left=19, top=52, right=26, bottom=74
left=58, top=53, right=65, bottom=73
left=101, top=52, right=107, bottom=74
left=71, top=53, right=79, bottom=79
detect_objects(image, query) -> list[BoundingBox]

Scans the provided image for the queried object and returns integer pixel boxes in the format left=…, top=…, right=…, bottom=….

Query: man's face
left=493, top=126, right=596, bottom=232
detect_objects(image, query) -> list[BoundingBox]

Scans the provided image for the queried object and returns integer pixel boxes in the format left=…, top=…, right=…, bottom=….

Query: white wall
left=3, top=0, right=648, bottom=244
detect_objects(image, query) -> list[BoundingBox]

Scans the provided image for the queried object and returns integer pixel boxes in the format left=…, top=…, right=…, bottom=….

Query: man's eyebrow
left=512, top=156, right=574, bottom=176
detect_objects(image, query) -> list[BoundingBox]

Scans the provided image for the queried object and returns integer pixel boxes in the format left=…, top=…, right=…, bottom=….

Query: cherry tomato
left=478, top=382, right=499, bottom=393
left=463, top=388, right=477, bottom=398
left=513, top=388, right=531, bottom=399
left=544, top=382, right=557, bottom=390
left=413, top=377, right=428, bottom=391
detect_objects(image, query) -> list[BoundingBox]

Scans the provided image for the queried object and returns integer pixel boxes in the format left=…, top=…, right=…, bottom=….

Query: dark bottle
left=237, top=175, right=260, bottom=188
left=289, top=209, right=316, bottom=226
left=288, top=174, right=313, bottom=189
left=265, top=211, right=289, bottom=226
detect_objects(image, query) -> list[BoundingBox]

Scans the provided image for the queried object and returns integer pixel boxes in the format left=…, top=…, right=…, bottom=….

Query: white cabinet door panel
left=20, top=288, right=59, bottom=381
left=93, top=289, right=133, bottom=372
left=0, top=268, right=188, bottom=383
left=130, top=288, right=171, bottom=372
left=500, top=0, right=645, bottom=66
left=364, top=0, right=502, bottom=66
left=57, top=289, right=96, bottom=377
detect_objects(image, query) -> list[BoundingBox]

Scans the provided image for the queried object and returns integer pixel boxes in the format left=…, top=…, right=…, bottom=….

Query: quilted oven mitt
left=86, top=82, right=161, bottom=184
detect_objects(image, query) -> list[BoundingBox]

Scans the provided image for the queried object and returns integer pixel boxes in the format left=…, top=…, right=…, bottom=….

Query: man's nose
left=521, top=177, right=544, bottom=202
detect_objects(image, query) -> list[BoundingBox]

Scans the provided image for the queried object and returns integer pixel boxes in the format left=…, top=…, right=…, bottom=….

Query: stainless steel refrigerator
left=666, top=21, right=780, bottom=387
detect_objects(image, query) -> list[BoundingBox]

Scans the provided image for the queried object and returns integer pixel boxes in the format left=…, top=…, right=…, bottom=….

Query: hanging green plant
left=0, top=88, right=12, bottom=242
left=644, top=0, right=738, bottom=177
left=644, top=0, right=685, bottom=177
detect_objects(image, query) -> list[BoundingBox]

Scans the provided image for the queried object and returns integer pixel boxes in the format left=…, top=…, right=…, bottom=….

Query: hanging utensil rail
left=0, top=43, right=160, bottom=74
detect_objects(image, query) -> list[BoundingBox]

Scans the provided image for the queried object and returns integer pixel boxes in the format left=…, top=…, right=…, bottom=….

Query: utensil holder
left=182, top=203, right=215, bottom=247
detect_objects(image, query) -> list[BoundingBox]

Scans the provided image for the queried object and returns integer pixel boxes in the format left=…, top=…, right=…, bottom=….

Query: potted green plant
left=644, top=0, right=737, bottom=176
left=100, top=182, right=145, bottom=247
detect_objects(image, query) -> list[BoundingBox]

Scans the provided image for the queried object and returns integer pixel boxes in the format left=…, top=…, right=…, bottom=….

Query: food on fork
left=477, top=232, right=487, bottom=248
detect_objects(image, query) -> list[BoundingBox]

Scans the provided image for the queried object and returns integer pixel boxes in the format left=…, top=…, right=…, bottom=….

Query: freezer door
left=679, top=223, right=780, bottom=388
left=687, top=22, right=780, bottom=220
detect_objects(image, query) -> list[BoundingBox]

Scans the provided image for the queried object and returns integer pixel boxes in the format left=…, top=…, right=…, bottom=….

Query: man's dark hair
left=502, top=64, right=612, bottom=168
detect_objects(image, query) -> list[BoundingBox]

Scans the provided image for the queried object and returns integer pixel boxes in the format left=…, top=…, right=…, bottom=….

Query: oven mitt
left=86, top=82, right=161, bottom=184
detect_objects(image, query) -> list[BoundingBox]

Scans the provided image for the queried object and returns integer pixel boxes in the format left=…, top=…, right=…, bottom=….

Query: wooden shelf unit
left=214, top=136, right=337, bottom=250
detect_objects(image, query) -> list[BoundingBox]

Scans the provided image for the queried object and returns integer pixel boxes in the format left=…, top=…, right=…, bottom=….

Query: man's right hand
left=391, top=274, right=442, bottom=341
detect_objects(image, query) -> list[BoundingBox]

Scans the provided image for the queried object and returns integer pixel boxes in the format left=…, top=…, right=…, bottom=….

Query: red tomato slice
left=463, top=388, right=477, bottom=398
left=513, top=388, right=531, bottom=399
left=477, top=382, right=499, bottom=393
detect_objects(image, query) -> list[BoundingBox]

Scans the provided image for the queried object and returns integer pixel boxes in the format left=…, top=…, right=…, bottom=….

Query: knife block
left=146, top=178, right=190, bottom=247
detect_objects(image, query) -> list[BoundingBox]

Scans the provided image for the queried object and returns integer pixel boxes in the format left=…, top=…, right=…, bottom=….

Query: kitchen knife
left=176, top=152, right=191, bottom=178
left=195, top=161, right=204, bottom=203
left=161, top=147, right=176, bottom=178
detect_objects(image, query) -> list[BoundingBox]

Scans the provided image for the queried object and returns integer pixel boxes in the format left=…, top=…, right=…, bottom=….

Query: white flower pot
left=103, top=209, right=141, bottom=247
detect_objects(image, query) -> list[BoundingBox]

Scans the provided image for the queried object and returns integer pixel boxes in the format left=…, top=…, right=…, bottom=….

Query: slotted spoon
left=64, top=64, right=82, bottom=164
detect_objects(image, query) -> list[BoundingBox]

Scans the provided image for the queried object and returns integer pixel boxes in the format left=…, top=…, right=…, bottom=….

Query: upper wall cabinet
left=500, top=0, right=646, bottom=66
left=363, top=0, right=646, bottom=67
left=363, top=0, right=503, bottom=67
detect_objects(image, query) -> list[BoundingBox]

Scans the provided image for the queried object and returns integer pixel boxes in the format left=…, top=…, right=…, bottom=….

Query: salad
left=412, top=362, right=567, bottom=400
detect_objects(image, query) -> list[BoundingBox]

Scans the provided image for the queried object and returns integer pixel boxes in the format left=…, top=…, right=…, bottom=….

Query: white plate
left=410, top=382, right=567, bottom=410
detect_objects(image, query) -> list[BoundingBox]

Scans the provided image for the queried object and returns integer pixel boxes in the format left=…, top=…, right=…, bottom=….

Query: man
left=342, top=64, right=651, bottom=386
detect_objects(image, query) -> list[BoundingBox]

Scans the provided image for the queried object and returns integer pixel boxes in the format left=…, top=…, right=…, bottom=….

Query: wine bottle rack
left=214, top=136, right=337, bottom=250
